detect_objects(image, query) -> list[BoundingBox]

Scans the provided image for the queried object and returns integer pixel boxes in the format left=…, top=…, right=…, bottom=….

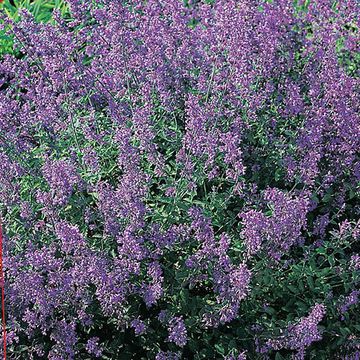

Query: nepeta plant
left=0, top=0, right=359, bottom=359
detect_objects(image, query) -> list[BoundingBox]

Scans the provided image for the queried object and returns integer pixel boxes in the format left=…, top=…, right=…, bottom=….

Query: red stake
left=0, top=221, right=6, bottom=359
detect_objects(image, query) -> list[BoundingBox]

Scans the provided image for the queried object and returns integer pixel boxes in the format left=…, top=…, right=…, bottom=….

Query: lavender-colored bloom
left=313, top=213, right=330, bottom=238
left=158, top=310, right=169, bottom=324
left=214, top=263, right=251, bottom=304
left=131, top=318, right=147, bottom=336
left=240, top=210, right=268, bottom=256
left=225, top=352, right=247, bottom=360
left=0, top=153, right=22, bottom=206
left=241, top=189, right=309, bottom=259
left=155, top=351, right=181, bottom=360
left=339, top=291, right=360, bottom=316
left=142, top=261, right=164, bottom=307
left=49, top=320, right=78, bottom=359
left=85, top=337, right=102, bottom=358
left=350, top=255, right=360, bottom=271
left=167, top=316, right=188, bottom=347
left=19, top=201, right=33, bottom=220
left=42, top=159, right=81, bottom=206
left=343, top=351, right=360, bottom=360
left=83, top=146, right=100, bottom=173
left=267, top=304, right=326, bottom=359
left=55, top=221, right=86, bottom=255
left=1, top=0, right=359, bottom=358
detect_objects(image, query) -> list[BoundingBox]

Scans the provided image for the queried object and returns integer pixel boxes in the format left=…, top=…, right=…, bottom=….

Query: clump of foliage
left=0, top=0, right=359, bottom=359
left=0, top=0, right=68, bottom=56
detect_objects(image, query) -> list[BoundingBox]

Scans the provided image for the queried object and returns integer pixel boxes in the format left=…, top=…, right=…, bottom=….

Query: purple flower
left=85, top=337, right=102, bottom=358
left=225, top=351, right=247, bottom=360
left=130, top=318, right=147, bottom=336
left=339, top=291, right=360, bottom=317
left=42, top=159, right=81, bottom=206
left=155, top=351, right=181, bottom=360
left=142, top=262, right=164, bottom=307
left=158, top=310, right=169, bottom=324
left=241, top=189, right=309, bottom=259
left=267, top=304, right=326, bottom=359
left=55, top=221, right=86, bottom=255
left=83, top=146, right=100, bottom=173
left=167, top=316, right=188, bottom=347
left=1, top=0, right=359, bottom=358
left=350, top=255, right=360, bottom=271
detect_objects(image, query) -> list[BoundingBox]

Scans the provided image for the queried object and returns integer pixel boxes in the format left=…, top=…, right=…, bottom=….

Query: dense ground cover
left=0, top=0, right=359, bottom=359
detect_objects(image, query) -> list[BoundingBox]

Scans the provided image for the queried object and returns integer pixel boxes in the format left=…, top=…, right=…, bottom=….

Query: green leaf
left=288, top=284, right=299, bottom=294
left=307, top=276, right=315, bottom=290
left=328, top=255, right=335, bottom=267
left=215, top=344, right=225, bottom=355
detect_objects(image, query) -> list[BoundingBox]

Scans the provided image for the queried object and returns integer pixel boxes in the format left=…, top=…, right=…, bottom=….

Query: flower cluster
left=241, top=189, right=309, bottom=259
left=267, top=304, right=326, bottom=359
left=167, top=316, right=188, bottom=347
left=0, top=0, right=359, bottom=358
